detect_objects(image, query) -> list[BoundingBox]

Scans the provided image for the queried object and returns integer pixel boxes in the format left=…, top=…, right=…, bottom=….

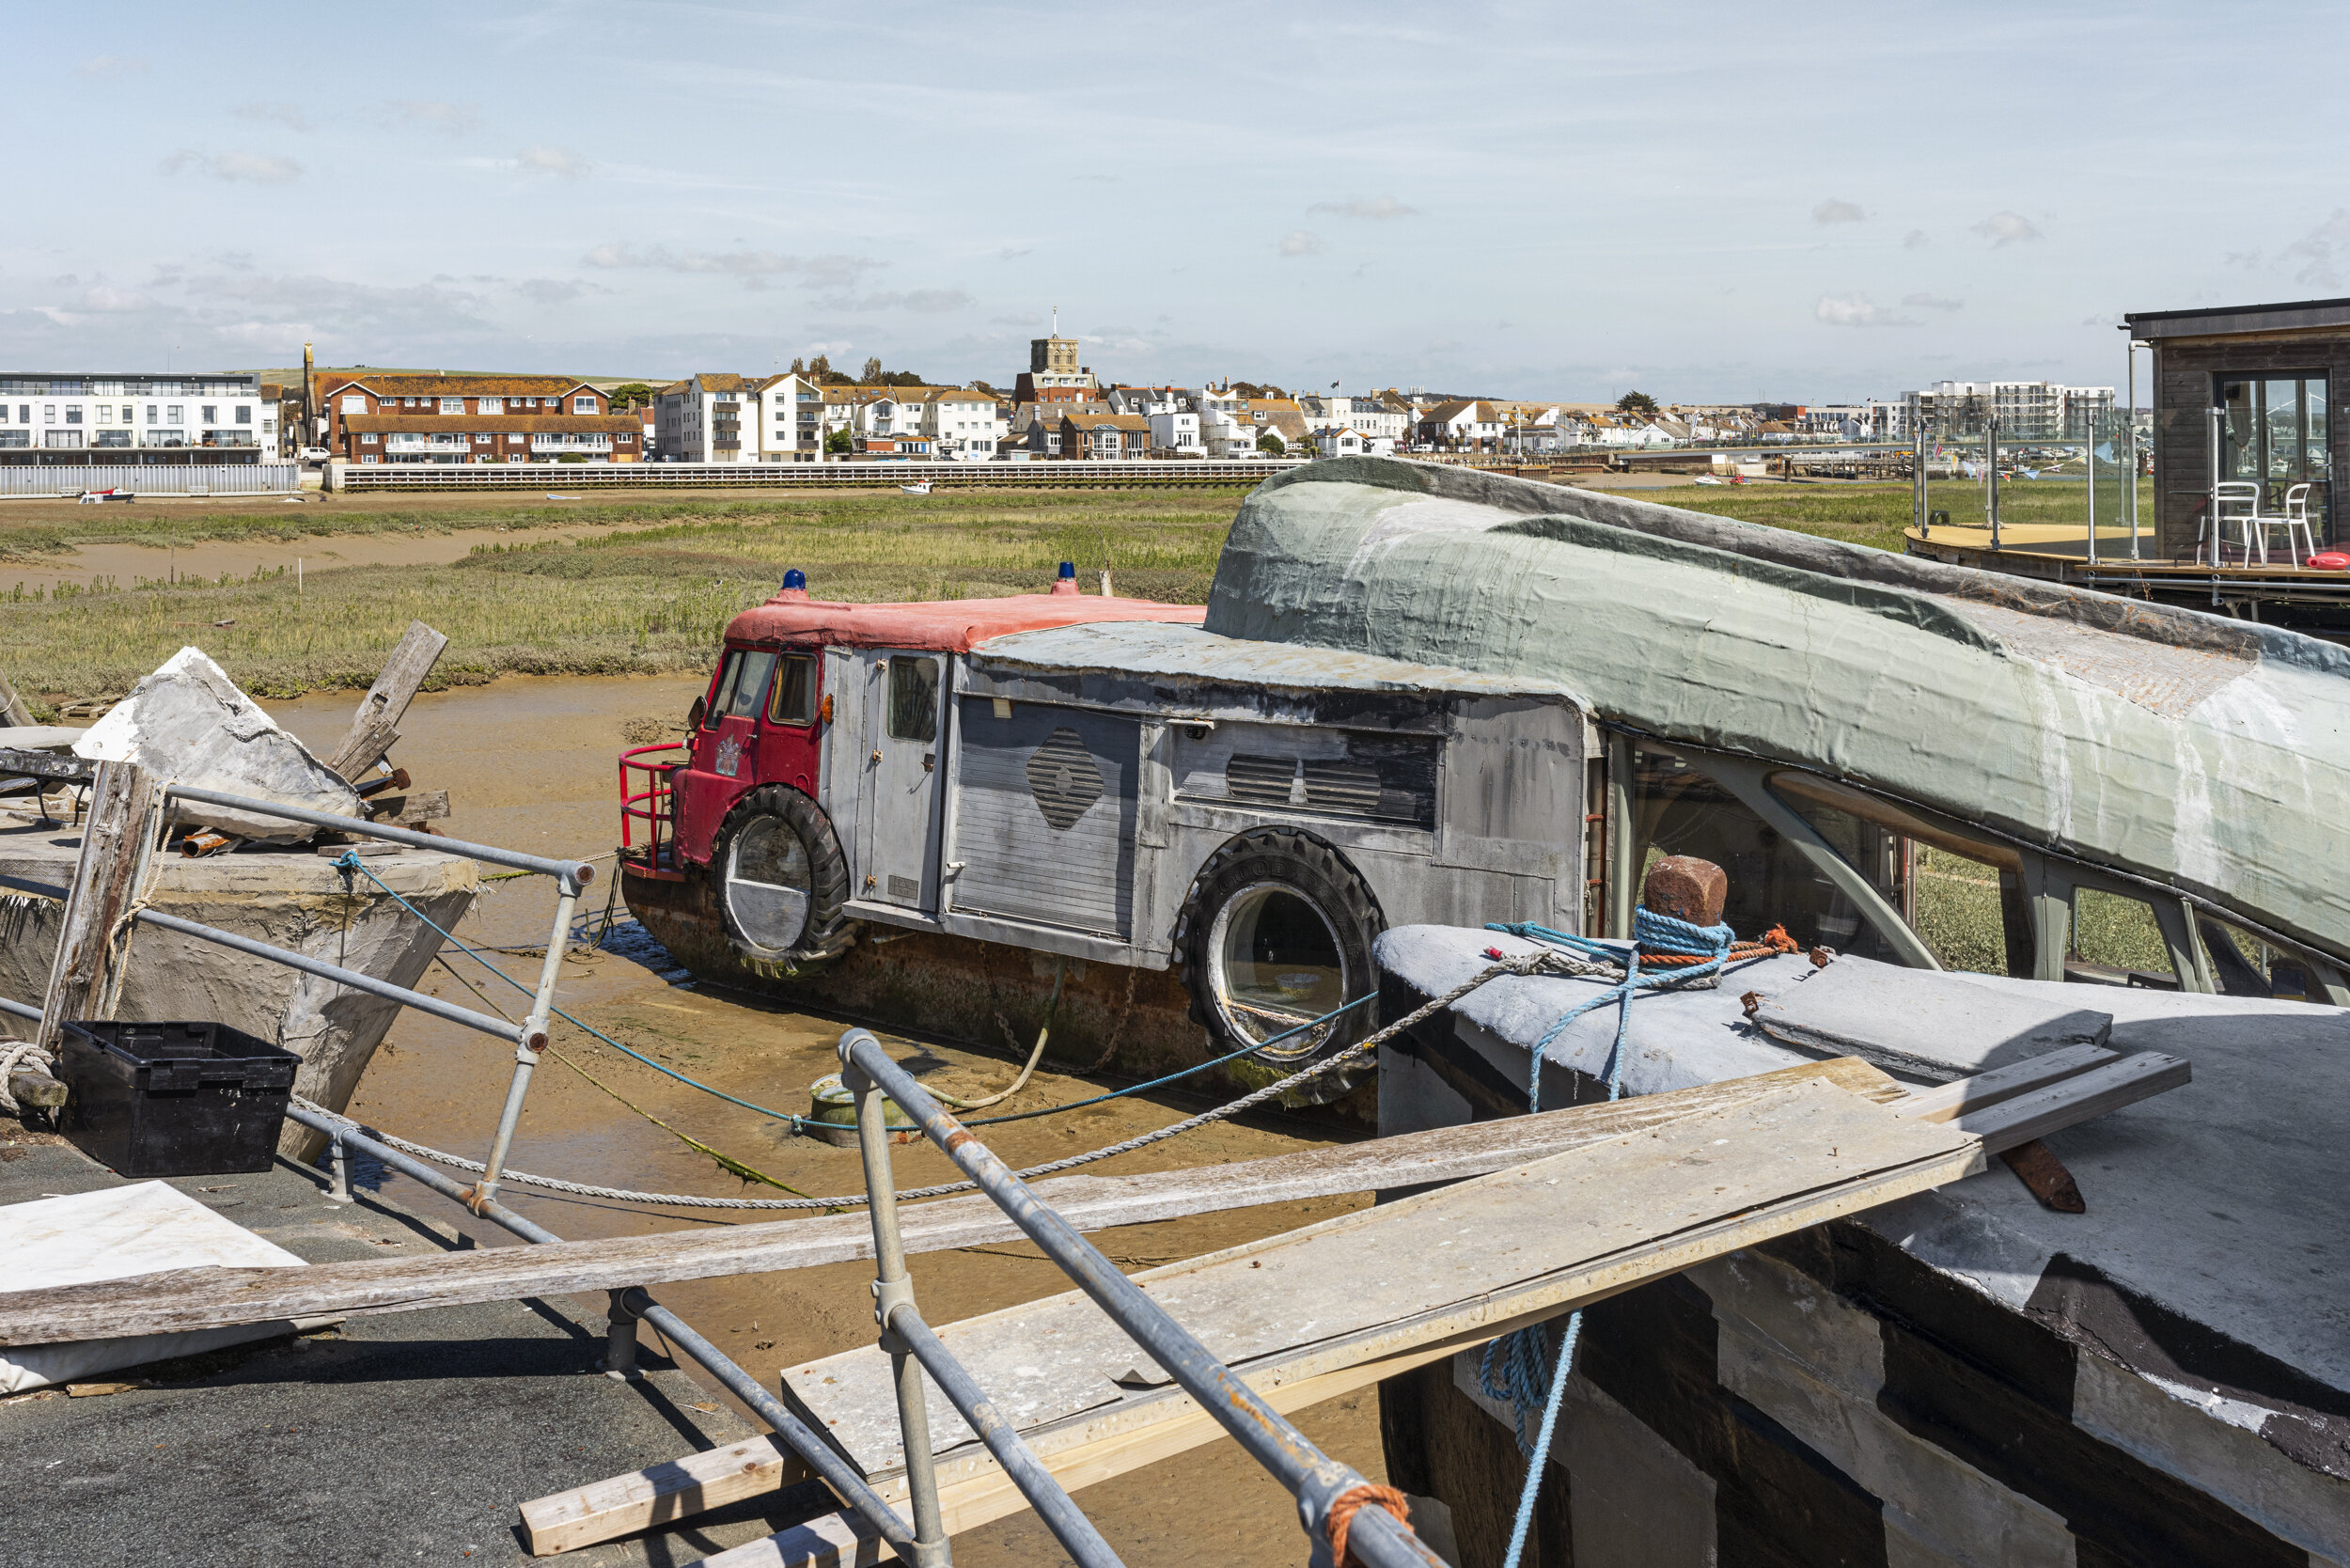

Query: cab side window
left=702, top=651, right=741, bottom=729
left=724, top=651, right=776, bottom=719
left=767, top=653, right=818, bottom=726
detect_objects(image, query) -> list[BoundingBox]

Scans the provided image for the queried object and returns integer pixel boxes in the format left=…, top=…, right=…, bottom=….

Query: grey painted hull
left=1207, top=459, right=2350, bottom=960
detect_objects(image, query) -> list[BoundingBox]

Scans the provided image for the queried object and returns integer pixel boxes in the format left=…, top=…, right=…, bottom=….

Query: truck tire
left=710, top=786, right=855, bottom=974
left=1173, top=827, right=1383, bottom=1105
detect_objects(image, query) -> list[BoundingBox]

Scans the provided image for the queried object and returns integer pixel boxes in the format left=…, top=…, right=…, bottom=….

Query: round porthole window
left=726, top=815, right=813, bottom=950
left=1206, top=881, right=1350, bottom=1059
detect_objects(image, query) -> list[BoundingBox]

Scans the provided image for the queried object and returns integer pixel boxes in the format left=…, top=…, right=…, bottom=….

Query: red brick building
left=318, top=374, right=643, bottom=464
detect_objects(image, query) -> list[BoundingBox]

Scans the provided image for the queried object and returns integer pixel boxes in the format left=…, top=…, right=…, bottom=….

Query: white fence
left=337, top=457, right=1308, bottom=491
left=0, top=463, right=300, bottom=497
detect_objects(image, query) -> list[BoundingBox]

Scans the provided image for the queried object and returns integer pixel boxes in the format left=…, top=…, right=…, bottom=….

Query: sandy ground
left=264, top=673, right=1393, bottom=1567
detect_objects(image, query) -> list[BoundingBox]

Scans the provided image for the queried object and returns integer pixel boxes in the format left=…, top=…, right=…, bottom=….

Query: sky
left=6, top=2, right=2346, bottom=403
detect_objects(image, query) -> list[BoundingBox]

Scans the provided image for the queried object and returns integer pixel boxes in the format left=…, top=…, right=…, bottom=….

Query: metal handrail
left=279, top=1104, right=921, bottom=1559
left=164, top=782, right=596, bottom=892
left=839, top=1028, right=1447, bottom=1568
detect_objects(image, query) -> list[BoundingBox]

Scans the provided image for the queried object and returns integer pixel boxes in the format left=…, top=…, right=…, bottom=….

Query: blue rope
left=333, top=851, right=1371, bottom=1132
left=1480, top=905, right=1733, bottom=1568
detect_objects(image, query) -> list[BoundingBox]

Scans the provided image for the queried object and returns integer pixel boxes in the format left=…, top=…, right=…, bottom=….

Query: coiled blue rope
left=332, top=850, right=1369, bottom=1131
left=1478, top=904, right=1735, bottom=1568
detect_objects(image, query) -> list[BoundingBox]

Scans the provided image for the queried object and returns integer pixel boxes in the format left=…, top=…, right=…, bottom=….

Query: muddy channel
left=266, top=674, right=1390, bottom=1567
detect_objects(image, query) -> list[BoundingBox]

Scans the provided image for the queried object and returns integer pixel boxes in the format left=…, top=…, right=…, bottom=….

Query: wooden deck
left=1904, top=524, right=2350, bottom=623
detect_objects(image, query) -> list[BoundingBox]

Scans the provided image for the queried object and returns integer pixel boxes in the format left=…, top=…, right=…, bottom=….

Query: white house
left=915, top=388, right=1007, bottom=461
left=1147, top=408, right=1203, bottom=456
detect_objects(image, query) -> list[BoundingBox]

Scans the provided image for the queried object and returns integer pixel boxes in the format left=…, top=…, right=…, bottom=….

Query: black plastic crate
left=57, top=1020, right=299, bottom=1178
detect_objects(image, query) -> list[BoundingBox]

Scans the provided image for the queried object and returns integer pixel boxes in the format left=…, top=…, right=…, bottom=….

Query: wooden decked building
left=2123, top=296, right=2343, bottom=559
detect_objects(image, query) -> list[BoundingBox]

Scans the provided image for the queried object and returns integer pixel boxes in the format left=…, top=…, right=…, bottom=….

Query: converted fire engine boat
left=617, top=459, right=2350, bottom=1104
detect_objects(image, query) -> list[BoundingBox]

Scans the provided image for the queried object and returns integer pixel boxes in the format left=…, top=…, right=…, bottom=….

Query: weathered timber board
left=0, top=1059, right=1894, bottom=1346
left=325, top=619, right=446, bottom=779
left=781, top=1079, right=1980, bottom=1476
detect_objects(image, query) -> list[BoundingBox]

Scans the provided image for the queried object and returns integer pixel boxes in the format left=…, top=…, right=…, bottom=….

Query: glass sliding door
left=2219, top=372, right=2331, bottom=542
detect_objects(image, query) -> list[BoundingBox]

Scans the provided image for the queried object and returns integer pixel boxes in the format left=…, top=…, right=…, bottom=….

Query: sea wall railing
left=838, top=1027, right=1445, bottom=1568
left=0, top=463, right=300, bottom=497
left=336, top=456, right=1306, bottom=491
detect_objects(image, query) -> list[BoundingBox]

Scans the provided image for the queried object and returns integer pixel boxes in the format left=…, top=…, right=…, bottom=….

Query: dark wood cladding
left=2147, top=331, right=2346, bottom=557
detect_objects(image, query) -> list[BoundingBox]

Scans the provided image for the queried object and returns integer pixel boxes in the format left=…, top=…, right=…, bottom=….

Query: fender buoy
left=2307, top=551, right=2350, bottom=571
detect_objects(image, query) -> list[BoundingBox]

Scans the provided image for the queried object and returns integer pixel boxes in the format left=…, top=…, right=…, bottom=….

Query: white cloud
left=993, top=311, right=1043, bottom=327
left=2280, top=209, right=2350, bottom=288
left=999, top=246, right=1033, bottom=259
left=1971, top=211, right=2043, bottom=246
left=76, top=55, right=148, bottom=79
left=584, top=243, right=891, bottom=293
left=1277, top=229, right=1326, bottom=258
left=518, top=278, right=586, bottom=304
left=1902, top=292, right=1963, bottom=311
left=1308, top=196, right=1418, bottom=220
left=817, top=290, right=974, bottom=314
left=158, top=149, right=303, bottom=185
left=1903, top=229, right=1930, bottom=250
left=233, top=102, right=311, bottom=133
left=1815, top=293, right=1916, bottom=328
left=517, top=144, right=592, bottom=179
left=1812, top=198, right=1865, bottom=225
left=387, top=100, right=481, bottom=135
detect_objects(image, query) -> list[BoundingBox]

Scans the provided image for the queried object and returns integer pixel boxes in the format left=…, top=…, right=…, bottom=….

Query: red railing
left=619, top=742, right=688, bottom=879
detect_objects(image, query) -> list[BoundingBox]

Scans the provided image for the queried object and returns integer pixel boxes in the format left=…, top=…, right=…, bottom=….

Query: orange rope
left=1326, top=1482, right=1412, bottom=1568
left=1636, top=922, right=1800, bottom=967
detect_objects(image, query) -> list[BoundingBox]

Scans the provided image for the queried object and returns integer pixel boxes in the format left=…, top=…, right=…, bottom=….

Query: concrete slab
left=0, top=1138, right=836, bottom=1568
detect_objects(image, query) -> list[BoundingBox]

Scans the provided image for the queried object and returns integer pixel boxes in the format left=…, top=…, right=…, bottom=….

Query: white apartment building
left=0, top=372, right=269, bottom=458
left=654, top=373, right=758, bottom=463
left=1904, top=381, right=2116, bottom=441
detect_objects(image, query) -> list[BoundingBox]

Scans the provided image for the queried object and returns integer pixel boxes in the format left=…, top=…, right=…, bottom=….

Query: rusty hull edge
left=619, top=868, right=1377, bottom=1123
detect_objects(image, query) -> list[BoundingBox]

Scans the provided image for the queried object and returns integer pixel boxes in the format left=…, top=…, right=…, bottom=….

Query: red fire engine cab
left=620, top=564, right=1206, bottom=974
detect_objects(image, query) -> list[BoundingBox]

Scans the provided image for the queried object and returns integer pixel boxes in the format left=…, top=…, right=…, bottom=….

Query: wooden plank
left=518, top=1435, right=807, bottom=1556
left=1891, top=1043, right=2119, bottom=1123
left=1948, top=1052, right=2189, bottom=1153
left=324, top=619, right=446, bottom=779
left=365, top=789, right=449, bottom=826
left=0, top=669, right=36, bottom=728
left=781, top=1080, right=1982, bottom=1477
left=34, top=759, right=163, bottom=1054
left=0, top=1059, right=1889, bottom=1345
left=696, top=1511, right=885, bottom=1568
left=327, top=717, right=400, bottom=786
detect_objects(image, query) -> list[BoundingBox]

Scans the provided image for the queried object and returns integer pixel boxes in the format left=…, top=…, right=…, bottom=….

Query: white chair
left=2267, top=482, right=2318, bottom=568
left=2202, top=481, right=2264, bottom=565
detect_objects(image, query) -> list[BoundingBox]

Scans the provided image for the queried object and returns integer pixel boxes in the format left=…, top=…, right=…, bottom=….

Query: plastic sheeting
left=0, top=1181, right=316, bottom=1391
left=1208, top=459, right=2350, bottom=959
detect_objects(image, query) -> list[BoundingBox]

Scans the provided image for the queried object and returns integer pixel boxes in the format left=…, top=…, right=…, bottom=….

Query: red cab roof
left=724, top=590, right=1204, bottom=653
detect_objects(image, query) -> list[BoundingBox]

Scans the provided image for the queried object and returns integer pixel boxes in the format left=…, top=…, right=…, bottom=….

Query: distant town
left=0, top=327, right=2129, bottom=469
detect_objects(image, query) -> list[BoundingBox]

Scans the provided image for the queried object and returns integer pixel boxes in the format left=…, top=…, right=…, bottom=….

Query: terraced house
left=320, top=374, right=638, bottom=464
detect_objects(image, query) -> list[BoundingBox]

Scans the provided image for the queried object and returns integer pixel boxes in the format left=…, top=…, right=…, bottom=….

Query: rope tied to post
left=1480, top=855, right=1800, bottom=1568
left=0, top=1040, right=57, bottom=1116
left=1324, top=1482, right=1411, bottom=1568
